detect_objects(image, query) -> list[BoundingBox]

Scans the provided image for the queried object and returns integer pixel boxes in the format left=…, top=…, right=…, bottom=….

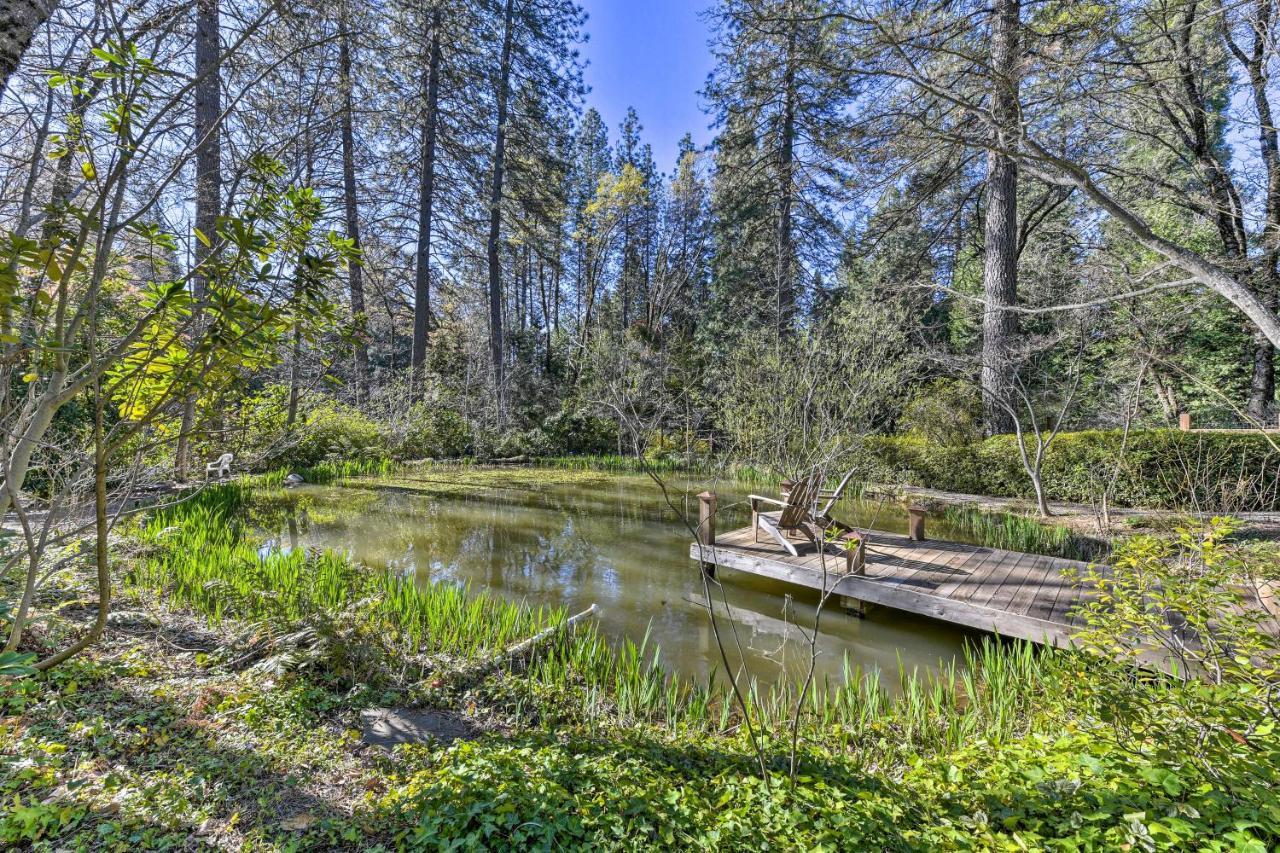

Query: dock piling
left=908, top=505, right=927, bottom=541
left=697, top=491, right=717, bottom=577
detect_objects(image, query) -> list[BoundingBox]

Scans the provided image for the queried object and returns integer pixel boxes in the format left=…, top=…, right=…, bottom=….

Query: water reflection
left=260, top=472, right=977, bottom=686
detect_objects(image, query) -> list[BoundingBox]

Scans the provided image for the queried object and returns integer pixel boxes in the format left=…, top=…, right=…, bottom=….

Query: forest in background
left=4, top=0, right=1280, bottom=494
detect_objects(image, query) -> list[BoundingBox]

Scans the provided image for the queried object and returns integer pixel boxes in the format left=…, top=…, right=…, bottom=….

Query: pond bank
left=3, top=491, right=1275, bottom=849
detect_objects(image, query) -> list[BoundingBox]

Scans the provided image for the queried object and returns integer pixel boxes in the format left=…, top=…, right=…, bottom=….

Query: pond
left=259, top=467, right=979, bottom=687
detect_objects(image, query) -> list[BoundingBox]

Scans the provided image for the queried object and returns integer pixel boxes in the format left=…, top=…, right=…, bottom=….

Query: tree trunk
left=1249, top=296, right=1277, bottom=421
left=1237, top=0, right=1280, bottom=420
left=0, top=0, right=58, bottom=99
left=981, top=0, right=1020, bottom=436
left=411, top=6, right=442, bottom=398
left=338, top=5, right=369, bottom=404
left=286, top=321, right=301, bottom=430
left=33, top=264, right=109, bottom=670
left=486, top=0, right=515, bottom=412
left=1169, top=1, right=1264, bottom=419
left=775, top=26, right=797, bottom=335
left=176, top=0, right=221, bottom=479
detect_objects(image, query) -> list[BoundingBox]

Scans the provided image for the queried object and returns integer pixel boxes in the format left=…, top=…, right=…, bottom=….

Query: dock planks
left=689, top=526, right=1100, bottom=646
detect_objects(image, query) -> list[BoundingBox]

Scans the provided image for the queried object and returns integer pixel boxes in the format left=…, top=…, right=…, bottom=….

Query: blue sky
left=578, top=0, right=715, bottom=173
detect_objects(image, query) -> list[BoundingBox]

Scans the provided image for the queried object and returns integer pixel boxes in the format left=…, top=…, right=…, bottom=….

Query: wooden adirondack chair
left=749, top=472, right=823, bottom=557
left=812, top=468, right=858, bottom=533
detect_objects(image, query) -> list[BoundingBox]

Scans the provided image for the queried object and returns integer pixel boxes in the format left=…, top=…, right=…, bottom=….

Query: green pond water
left=261, top=468, right=982, bottom=686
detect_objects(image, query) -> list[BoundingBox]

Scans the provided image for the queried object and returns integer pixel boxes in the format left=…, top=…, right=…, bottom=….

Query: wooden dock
left=689, top=526, right=1099, bottom=647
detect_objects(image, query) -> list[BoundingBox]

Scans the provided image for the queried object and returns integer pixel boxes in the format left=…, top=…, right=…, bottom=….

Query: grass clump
left=539, top=454, right=780, bottom=486
left=128, top=483, right=554, bottom=663
left=940, top=505, right=1108, bottom=561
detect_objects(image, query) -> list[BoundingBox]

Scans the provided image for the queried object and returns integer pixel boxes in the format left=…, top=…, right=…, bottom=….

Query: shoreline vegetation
left=4, top=469, right=1277, bottom=848
left=272, top=457, right=1214, bottom=562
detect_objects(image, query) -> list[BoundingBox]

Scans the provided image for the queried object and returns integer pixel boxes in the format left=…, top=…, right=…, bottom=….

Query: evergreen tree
left=705, top=0, right=853, bottom=334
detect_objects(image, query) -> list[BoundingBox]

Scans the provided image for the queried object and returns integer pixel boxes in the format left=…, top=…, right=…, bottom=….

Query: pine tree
left=705, top=0, right=852, bottom=334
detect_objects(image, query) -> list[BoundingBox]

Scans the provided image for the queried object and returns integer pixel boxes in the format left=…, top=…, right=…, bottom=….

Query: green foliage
left=940, top=506, right=1108, bottom=561
left=298, top=458, right=394, bottom=484
left=236, top=388, right=387, bottom=470
left=900, top=731, right=1276, bottom=850
left=391, top=404, right=471, bottom=460
left=126, top=485, right=554, bottom=665
left=476, top=404, right=620, bottom=459
left=540, top=404, right=619, bottom=455
left=898, top=379, right=982, bottom=447
left=0, top=651, right=37, bottom=677
left=493, top=426, right=559, bottom=458
left=366, top=688, right=1277, bottom=850
left=6, top=480, right=1279, bottom=848
left=1069, top=521, right=1280, bottom=796
left=287, top=398, right=385, bottom=468
left=868, top=429, right=1280, bottom=511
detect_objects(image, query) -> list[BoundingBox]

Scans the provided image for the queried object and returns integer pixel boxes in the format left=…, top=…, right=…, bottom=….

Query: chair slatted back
left=819, top=468, right=857, bottom=517
left=779, top=473, right=822, bottom=528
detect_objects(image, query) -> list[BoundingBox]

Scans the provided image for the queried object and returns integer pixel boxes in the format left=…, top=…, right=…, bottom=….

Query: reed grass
left=940, top=505, right=1108, bottom=561
left=538, top=454, right=780, bottom=486
left=129, top=483, right=552, bottom=659
left=525, top=614, right=1058, bottom=751
left=249, top=459, right=395, bottom=489
left=301, top=458, right=395, bottom=484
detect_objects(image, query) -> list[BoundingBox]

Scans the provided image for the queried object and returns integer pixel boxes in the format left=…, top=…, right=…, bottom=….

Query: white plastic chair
left=205, top=452, right=233, bottom=481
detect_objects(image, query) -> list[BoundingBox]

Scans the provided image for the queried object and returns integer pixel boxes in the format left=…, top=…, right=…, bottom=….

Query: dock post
left=697, top=491, right=717, bottom=578
left=838, top=533, right=868, bottom=616
left=839, top=595, right=868, bottom=618
left=842, top=532, right=865, bottom=576
left=1178, top=412, right=1192, bottom=431
left=908, top=506, right=927, bottom=542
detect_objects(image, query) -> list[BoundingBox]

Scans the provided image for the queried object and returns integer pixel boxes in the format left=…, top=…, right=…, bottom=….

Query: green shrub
left=232, top=387, right=386, bottom=470
left=393, top=404, right=471, bottom=460
left=898, top=379, right=982, bottom=447
left=498, top=427, right=557, bottom=458
left=541, top=405, right=618, bottom=455
left=865, top=429, right=1280, bottom=511
left=477, top=405, right=618, bottom=459
left=284, top=398, right=386, bottom=469
left=367, top=726, right=1277, bottom=851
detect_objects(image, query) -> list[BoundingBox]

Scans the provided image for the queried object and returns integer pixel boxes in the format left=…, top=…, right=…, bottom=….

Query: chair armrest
left=748, top=494, right=785, bottom=510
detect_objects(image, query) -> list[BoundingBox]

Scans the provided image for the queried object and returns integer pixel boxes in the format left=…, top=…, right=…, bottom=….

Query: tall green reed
left=940, top=505, right=1108, bottom=561
left=537, top=454, right=781, bottom=486
left=129, top=483, right=552, bottom=658
left=524, top=612, right=1061, bottom=752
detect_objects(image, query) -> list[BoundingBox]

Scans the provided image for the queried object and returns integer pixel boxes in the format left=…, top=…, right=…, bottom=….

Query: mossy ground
left=330, top=462, right=647, bottom=500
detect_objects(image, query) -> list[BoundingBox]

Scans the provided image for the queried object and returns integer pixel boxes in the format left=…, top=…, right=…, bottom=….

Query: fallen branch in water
left=474, top=603, right=599, bottom=676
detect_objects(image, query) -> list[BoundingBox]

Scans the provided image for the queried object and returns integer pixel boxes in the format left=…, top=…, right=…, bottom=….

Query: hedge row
left=861, top=429, right=1280, bottom=512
